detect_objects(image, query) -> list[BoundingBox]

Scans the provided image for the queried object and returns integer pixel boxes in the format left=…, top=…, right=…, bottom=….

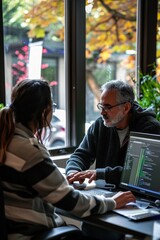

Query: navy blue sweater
left=66, top=103, right=160, bottom=185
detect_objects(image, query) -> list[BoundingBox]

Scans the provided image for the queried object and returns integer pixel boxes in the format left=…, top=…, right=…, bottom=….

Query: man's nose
left=100, top=107, right=106, bottom=114
left=101, top=109, right=107, bottom=116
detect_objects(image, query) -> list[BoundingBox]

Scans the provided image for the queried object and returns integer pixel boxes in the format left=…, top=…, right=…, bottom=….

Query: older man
left=65, top=79, right=160, bottom=240
left=66, top=79, right=160, bottom=185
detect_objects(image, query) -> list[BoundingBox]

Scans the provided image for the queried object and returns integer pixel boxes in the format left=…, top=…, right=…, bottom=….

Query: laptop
left=114, top=131, right=160, bottom=220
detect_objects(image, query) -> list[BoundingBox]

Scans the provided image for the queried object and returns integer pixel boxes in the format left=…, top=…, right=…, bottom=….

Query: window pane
left=3, top=0, right=66, bottom=149
left=85, top=0, right=137, bottom=127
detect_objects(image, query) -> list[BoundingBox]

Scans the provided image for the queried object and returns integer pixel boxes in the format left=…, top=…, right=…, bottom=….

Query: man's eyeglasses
left=97, top=102, right=127, bottom=112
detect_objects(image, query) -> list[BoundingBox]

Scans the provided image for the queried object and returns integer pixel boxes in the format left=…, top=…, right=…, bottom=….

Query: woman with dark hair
left=0, top=79, right=135, bottom=240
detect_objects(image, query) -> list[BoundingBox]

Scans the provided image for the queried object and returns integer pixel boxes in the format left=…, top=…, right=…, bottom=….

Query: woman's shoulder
left=8, top=133, right=51, bottom=171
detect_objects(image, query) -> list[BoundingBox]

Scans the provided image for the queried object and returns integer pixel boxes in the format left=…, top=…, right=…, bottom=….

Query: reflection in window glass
left=3, top=0, right=66, bottom=149
left=85, top=0, right=137, bottom=127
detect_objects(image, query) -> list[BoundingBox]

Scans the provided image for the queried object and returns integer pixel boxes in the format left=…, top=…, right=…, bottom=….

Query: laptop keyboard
left=80, top=188, right=115, bottom=198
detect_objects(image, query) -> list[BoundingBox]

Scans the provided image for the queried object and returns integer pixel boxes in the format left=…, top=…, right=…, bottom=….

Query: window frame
left=64, top=0, right=86, bottom=147
left=49, top=0, right=86, bottom=156
left=136, top=0, right=158, bottom=97
left=0, top=0, right=158, bottom=156
left=0, top=2, right=5, bottom=104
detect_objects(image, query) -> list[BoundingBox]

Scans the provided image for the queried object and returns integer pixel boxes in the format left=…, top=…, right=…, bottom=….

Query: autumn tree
left=23, top=0, right=137, bottom=97
left=3, top=0, right=137, bottom=98
left=24, top=0, right=136, bottom=62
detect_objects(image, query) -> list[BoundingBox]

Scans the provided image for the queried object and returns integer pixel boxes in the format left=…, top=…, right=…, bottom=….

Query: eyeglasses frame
left=97, top=101, right=127, bottom=112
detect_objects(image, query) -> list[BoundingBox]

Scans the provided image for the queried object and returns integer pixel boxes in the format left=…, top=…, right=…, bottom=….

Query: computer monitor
left=120, top=132, right=160, bottom=201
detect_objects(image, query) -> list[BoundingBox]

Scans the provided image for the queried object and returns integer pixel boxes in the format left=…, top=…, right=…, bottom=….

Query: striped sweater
left=2, top=123, right=115, bottom=239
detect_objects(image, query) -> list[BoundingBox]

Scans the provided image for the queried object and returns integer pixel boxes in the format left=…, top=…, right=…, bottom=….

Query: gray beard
left=102, top=112, right=125, bottom=128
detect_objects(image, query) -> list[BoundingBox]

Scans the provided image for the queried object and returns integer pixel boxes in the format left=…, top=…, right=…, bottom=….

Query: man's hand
left=112, top=191, right=136, bottom=209
left=66, top=173, right=79, bottom=184
left=67, top=170, right=96, bottom=184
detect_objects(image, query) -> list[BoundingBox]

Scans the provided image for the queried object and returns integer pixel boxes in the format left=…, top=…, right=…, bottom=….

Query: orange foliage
left=25, top=0, right=137, bottom=64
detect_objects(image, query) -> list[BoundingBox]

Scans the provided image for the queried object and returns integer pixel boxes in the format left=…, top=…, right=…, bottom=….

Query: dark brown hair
left=0, top=79, right=52, bottom=163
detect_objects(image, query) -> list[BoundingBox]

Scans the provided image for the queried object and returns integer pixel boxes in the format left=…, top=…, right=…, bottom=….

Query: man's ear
left=124, top=102, right=132, bottom=114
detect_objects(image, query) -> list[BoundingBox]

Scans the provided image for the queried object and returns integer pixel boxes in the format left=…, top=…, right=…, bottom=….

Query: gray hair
left=101, top=80, right=135, bottom=104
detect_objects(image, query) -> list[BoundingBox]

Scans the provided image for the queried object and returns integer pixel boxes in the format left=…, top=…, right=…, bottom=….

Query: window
left=85, top=0, right=137, bottom=126
left=0, top=0, right=158, bottom=156
left=1, top=0, right=86, bottom=154
left=2, top=0, right=67, bottom=150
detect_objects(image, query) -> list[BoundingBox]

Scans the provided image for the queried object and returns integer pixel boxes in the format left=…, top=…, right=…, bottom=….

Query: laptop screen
left=120, top=132, right=160, bottom=200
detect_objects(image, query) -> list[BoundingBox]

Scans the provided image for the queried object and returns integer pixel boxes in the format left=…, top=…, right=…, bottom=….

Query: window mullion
left=65, top=0, right=86, bottom=147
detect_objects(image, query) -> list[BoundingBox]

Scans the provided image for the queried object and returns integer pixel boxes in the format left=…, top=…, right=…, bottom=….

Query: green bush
left=138, top=72, right=160, bottom=121
left=0, top=103, right=4, bottom=109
